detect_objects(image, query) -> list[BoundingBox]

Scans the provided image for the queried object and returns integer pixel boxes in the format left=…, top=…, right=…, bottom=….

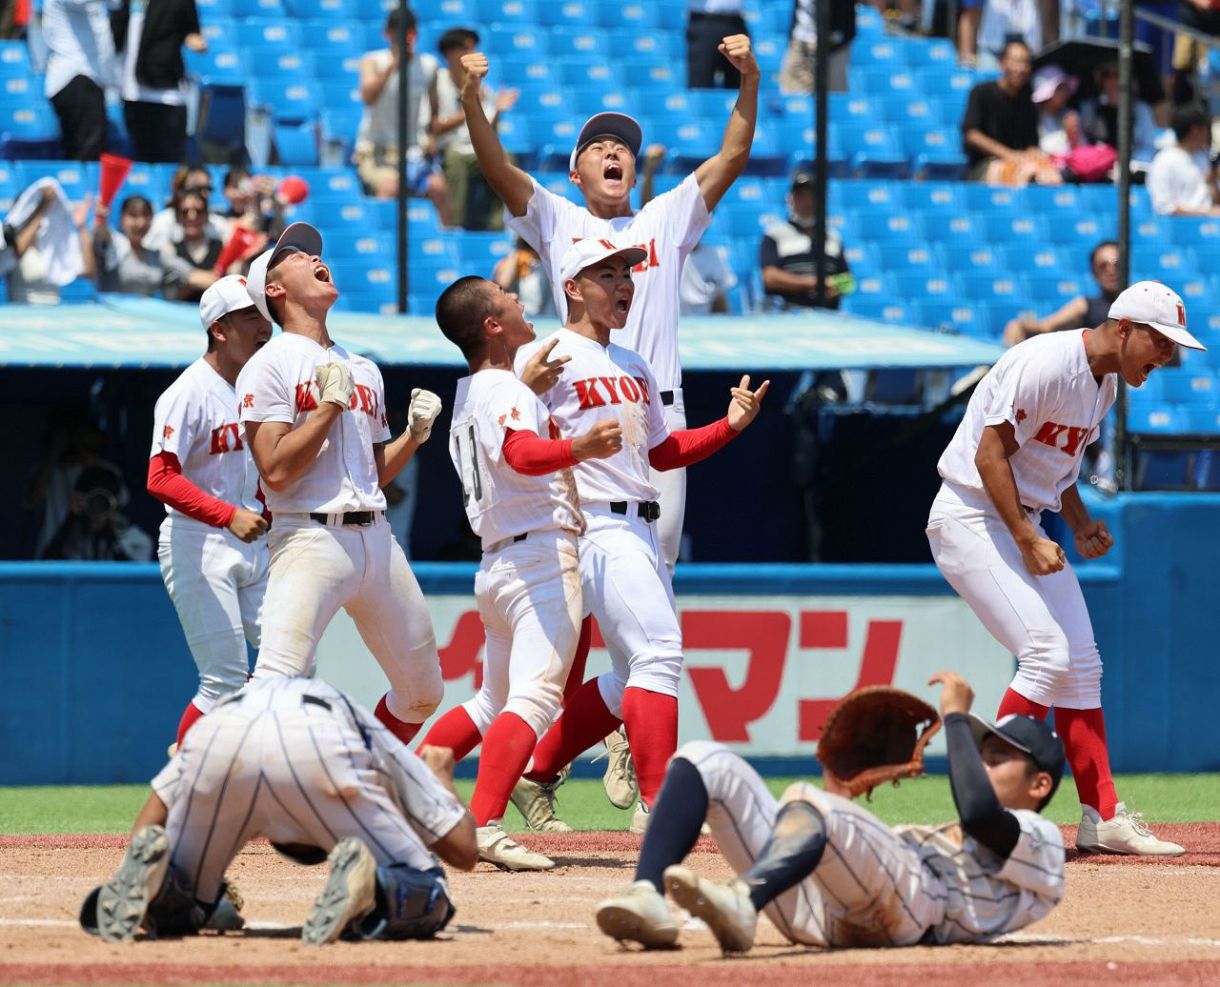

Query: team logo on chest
left=1032, top=420, right=1089, bottom=457
left=210, top=422, right=243, bottom=454
left=572, top=375, right=651, bottom=410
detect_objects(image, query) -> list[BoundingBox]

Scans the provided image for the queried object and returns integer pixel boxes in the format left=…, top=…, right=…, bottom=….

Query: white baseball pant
left=157, top=518, right=268, bottom=712
left=925, top=482, right=1102, bottom=709
left=462, top=530, right=583, bottom=739
left=649, top=393, right=687, bottom=574
left=253, top=515, right=443, bottom=723
left=676, top=740, right=946, bottom=948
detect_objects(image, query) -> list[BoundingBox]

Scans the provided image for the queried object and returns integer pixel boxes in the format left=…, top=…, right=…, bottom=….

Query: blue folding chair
left=876, top=243, right=938, bottom=277
left=474, top=0, right=539, bottom=24
left=538, top=0, right=592, bottom=27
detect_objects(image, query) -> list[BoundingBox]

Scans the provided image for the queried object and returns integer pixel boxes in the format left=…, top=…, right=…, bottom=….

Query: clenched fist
left=718, top=34, right=760, bottom=79
left=408, top=387, right=443, bottom=443
left=572, top=419, right=623, bottom=461
left=315, top=360, right=354, bottom=408
left=228, top=507, right=269, bottom=543
left=458, top=52, right=489, bottom=101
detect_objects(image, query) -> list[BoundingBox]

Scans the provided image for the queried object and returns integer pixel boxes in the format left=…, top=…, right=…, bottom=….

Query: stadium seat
left=842, top=295, right=910, bottom=324
left=941, top=242, right=1002, bottom=274
left=475, top=0, right=540, bottom=24
left=957, top=271, right=1027, bottom=308
left=538, top=0, right=592, bottom=27
left=843, top=206, right=922, bottom=243
left=876, top=243, right=937, bottom=276
left=913, top=299, right=992, bottom=337
left=231, top=0, right=285, bottom=15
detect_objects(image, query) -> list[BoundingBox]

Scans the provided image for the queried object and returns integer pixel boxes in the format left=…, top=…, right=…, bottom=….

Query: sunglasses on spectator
left=178, top=206, right=205, bottom=217
left=186, top=183, right=213, bottom=194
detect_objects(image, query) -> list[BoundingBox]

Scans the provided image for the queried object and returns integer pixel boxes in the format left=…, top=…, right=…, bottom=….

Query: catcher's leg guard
left=738, top=800, right=827, bottom=911
left=355, top=864, right=455, bottom=941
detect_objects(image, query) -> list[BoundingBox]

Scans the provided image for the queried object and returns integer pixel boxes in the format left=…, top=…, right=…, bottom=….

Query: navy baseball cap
left=569, top=112, right=643, bottom=172
left=246, top=221, right=323, bottom=322
left=970, top=713, right=1066, bottom=800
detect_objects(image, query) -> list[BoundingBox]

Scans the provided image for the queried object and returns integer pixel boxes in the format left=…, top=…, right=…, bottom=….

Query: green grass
left=3, top=773, right=1218, bottom=835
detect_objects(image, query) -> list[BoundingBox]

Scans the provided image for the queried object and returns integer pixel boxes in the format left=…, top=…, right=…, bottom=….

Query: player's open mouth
left=314, top=264, right=331, bottom=283
left=604, top=162, right=623, bottom=184
left=615, top=299, right=629, bottom=314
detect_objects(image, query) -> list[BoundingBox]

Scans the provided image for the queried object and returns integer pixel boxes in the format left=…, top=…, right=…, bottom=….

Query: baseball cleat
left=664, top=865, right=757, bottom=954
left=629, top=800, right=650, bottom=835
left=510, top=775, right=573, bottom=833
left=599, top=726, right=639, bottom=809
left=204, top=879, right=246, bottom=933
left=302, top=837, right=378, bottom=945
left=595, top=879, right=680, bottom=948
left=1077, top=803, right=1185, bottom=856
left=97, top=824, right=172, bottom=943
left=476, top=824, right=555, bottom=871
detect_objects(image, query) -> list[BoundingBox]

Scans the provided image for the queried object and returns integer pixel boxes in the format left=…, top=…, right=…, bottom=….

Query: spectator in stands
left=159, top=190, right=221, bottom=301
left=974, top=0, right=1042, bottom=70
left=760, top=170, right=850, bottom=311
left=113, top=0, right=206, bottom=163
left=1147, top=105, right=1220, bottom=216
left=92, top=193, right=184, bottom=297
left=1002, top=240, right=1121, bottom=346
left=42, top=465, right=153, bottom=562
left=962, top=40, right=1062, bottom=186
left=491, top=237, right=556, bottom=318
left=1079, top=62, right=1158, bottom=172
left=146, top=165, right=230, bottom=251
left=1, top=181, right=95, bottom=303
left=355, top=6, right=450, bottom=225
left=779, top=0, right=855, bottom=95
left=687, top=0, right=749, bottom=89
left=41, top=0, right=117, bottom=160
left=1033, top=65, right=1081, bottom=158
left=220, top=166, right=285, bottom=239
left=422, top=27, right=518, bottom=231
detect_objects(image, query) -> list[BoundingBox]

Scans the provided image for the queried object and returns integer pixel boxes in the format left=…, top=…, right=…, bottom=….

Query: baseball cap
left=1031, top=65, right=1078, bottom=104
left=199, top=274, right=258, bottom=329
left=1108, top=280, right=1206, bottom=350
left=245, top=221, right=324, bottom=322
left=790, top=170, right=817, bottom=192
left=569, top=112, right=643, bottom=172
left=970, top=713, right=1066, bottom=801
left=559, top=238, right=648, bottom=283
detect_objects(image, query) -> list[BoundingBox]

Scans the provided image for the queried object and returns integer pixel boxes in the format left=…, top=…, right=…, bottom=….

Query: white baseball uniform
left=676, top=740, right=1064, bottom=947
left=508, top=174, right=712, bottom=570
left=448, top=369, right=585, bottom=739
left=236, top=333, right=442, bottom=723
left=151, top=676, right=467, bottom=904
left=515, top=328, right=681, bottom=714
left=150, top=357, right=269, bottom=712
left=927, top=329, right=1115, bottom=708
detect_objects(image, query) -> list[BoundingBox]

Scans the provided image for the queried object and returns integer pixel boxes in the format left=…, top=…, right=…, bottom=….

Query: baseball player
left=927, top=281, right=1199, bottom=856
left=595, top=671, right=1066, bottom=952
left=419, top=276, right=622, bottom=871
left=79, top=675, right=476, bottom=944
left=147, top=275, right=272, bottom=746
left=507, top=240, right=769, bottom=833
left=235, top=223, right=444, bottom=744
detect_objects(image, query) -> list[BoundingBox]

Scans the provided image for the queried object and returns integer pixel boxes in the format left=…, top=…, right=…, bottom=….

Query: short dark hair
left=435, top=276, right=494, bottom=359
left=1089, top=240, right=1118, bottom=268
left=438, top=27, right=478, bottom=55
left=1000, top=38, right=1031, bottom=61
left=1172, top=105, right=1211, bottom=143
left=223, top=166, right=251, bottom=190
left=385, top=6, right=416, bottom=34
left=120, top=194, right=152, bottom=216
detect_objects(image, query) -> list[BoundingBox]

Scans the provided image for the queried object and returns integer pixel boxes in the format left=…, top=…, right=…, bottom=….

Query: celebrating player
left=595, top=672, right=1066, bottom=952
left=418, top=276, right=622, bottom=871
left=236, top=223, right=444, bottom=743
left=508, top=240, right=769, bottom=833
left=147, top=275, right=273, bottom=748
left=79, top=675, right=476, bottom=944
left=927, top=281, right=1199, bottom=855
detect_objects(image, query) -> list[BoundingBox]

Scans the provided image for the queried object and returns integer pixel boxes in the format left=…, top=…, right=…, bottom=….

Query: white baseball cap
left=559, top=238, right=648, bottom=283
left=199, top=274, right=258, bottom=329
left=246, top=221, right=324, bottom=322
left=569, top=112, right=643, bottom=172
left=1108, top=280, right=1206, bottom=350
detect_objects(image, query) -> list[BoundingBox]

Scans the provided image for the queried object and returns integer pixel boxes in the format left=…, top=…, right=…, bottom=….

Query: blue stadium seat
left=475, top=0, right=539, bottom=24
left=1025, top=271, right=1087, bottom=304
left=941, top=242, right=1002, bottom=274
left=15, top=161, right=93, bottom=200
left=488, top=24, right=548, bottom=57
left=452, top=231, right=512, bottom=269
left=538, top=0, right=592, bottom=26
left=836, top=123, right=906, bottom=178
left=1046, top=215, right=1112, bottom=248
left=241, top=18, right=300, bottom=49
left=185, top=44, right=246, bottom=83
left=231, top=0, right=285, bottom=15
left=1000, top=244, right=1066, bottom=277
left=891, top=271, right=957, bottom=302
left=597, top=0, right=659, bottom=29
left=273, top=123, right=319, bottom=165
left=0, top=39, right=30, bottom=77
left=834, top=179, right=899, bottom=209
left=1130, top=243, right=1194, bottom=282
left=979, top=213, right=1048, bottom=249
left=1159, top=369, right=1217, bottom=405
left=957, top=271, right=1027, bottom=308
left=897, top=182, right=964, bottom=212
left=913, top=299, right=993, bottom=337
left=1166, top=215, right=1220, bottom=247
left=842, top=295, right=911, bottom=324
left=554, top=58, right=615, bottom=88
left=318, top=81, right=361, bottom=112
left=900, top=126, right=966, bottom=179
left=876, top=242, right=938, bottom=276
left=195, top=0, right=236, bottom=14
left=498, top=54, right=555, bottom=88
left=921, top=213, right=981, bottom=248
left=286, top=0, right=357, bottom=14
left=854, top=38, right=910, bottom=68
left=844, top=206, right=922, bottom=243
left=903, top=38, right=957, bottom=68
left=249, top=78, right=319, bottom=124
left=961, top=184, right=1018, bottom=212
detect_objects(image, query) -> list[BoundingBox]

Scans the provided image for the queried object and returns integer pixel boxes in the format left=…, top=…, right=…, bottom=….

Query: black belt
left=309, top=511, right=377, bottom=526
left=512, top=532, right=528, bottom=543
left=660, top=390, right=674, bottom=406
left=610, top=500, right=661, bottom=522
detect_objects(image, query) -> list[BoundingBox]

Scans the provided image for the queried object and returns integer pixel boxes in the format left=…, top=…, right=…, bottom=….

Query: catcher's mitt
left=815, top=686, right=941, bottom=800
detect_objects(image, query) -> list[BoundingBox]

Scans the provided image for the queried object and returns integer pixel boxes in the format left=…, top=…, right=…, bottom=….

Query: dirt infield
left=3, top=826, right=1219, bottom=986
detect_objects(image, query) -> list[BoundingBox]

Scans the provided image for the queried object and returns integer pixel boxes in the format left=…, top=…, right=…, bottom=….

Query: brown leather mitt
left=815, top=686, right=942, bottom=800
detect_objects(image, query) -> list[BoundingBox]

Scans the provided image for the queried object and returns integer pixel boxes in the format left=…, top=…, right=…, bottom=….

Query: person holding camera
left=43, top=465, right=153, bottom=562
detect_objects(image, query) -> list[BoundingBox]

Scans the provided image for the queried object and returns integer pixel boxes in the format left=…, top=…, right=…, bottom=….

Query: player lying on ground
left=419, top=275, right=621, bottom=872
left=928, top=281, right=1202, bottom=856
left=595, top=672, right=1066, bottom=952
left=79, top=676, right=476, bottom=944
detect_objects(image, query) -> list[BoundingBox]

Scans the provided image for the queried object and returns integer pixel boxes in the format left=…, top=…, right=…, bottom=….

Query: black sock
left=634, top=757, right=709, bottom=893
left=740, top=801, right=827, bottom=912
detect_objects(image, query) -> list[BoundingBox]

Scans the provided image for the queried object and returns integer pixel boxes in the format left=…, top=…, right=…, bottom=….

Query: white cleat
left=629, top=800, right=650, bottom=835
left=510, top=775, right=573, bottom=833
left=477, top=824, right=555, bottom=871
left=97, top=824, right=172, bottom=943
left=302, top=837, right=378, bottom=944
left=599, top=727, right=639, bottom=809
left=1077, top=803, right=1185, bottom=856
left=595, top=879, right=680, bottom=948
left=664, top=865, right=758, bottom=954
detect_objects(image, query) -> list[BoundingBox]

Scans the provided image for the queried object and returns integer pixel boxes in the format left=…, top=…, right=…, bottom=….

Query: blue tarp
left=0, top=296, right=1005, bottom=370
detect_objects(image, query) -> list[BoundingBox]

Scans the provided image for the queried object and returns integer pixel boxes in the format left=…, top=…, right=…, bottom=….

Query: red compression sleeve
left=648, top=417, right=738, bottom=471
left=147, top=452, right=237, bottom=528
left=501, top=428, right=578, bottom=476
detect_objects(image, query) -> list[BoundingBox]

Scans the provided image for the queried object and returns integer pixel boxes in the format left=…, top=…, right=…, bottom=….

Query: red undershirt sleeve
left=648, top=417, right=738, bottom=471
left=147, top=452, right=238, bottom=528
left=501, top=428, right=578, bottom=476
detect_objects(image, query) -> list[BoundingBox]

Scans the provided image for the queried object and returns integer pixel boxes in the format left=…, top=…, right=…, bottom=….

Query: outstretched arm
left=458, top=52, right=534, bottom=217
left=694, top=35, right=759, bottom=212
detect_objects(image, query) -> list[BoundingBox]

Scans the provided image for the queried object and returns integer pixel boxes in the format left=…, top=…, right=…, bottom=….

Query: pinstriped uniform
left=150, top=677, right=467, bottom=905
left=676, top=740, right=1065, bottom=948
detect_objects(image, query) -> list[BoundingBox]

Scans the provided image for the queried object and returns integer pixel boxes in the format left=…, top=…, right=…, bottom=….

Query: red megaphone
left=98, top=153, right=133, bottom=208
left=213, top=226, right=261, bottom=275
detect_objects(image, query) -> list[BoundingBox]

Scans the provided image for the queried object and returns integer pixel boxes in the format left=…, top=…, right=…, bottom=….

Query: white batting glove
left=408, top=387, right=442, bottom=444
left=315, top=360, right=354, bottom=408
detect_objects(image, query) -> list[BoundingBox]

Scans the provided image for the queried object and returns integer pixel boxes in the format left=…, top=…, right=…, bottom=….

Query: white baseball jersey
left=151, top=358, right=262, bottom=520
left=508, top=174, right=711, bottom=390
left=236, top=333, right=391, bottom=514
left=449, top=369, right=583, bottom=550
left=515, top=329, right=670, bottom=504
left=937, top=329, right=1116, bottom=512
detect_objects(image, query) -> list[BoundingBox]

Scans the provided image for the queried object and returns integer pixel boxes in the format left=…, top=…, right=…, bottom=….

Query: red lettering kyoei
left=573, top=376, right=652, bottom=410
left=209, top=422, right=243, bottom=455
left=349, top=383, right=379, bottom=420
left=1032, top=420, right=1089, bottom=457
left=294, top=382, right=318, bottom=413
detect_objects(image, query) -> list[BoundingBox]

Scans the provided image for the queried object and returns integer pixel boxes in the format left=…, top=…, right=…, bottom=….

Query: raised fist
left=408, top=387, right=443, bottom=443
left=315, top=360, right=354, bottom=408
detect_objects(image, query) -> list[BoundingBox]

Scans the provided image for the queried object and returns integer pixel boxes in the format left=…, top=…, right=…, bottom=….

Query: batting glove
left=408, top=387, right=442, bottom=444
left=315, top=360, right=354, bottom=408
